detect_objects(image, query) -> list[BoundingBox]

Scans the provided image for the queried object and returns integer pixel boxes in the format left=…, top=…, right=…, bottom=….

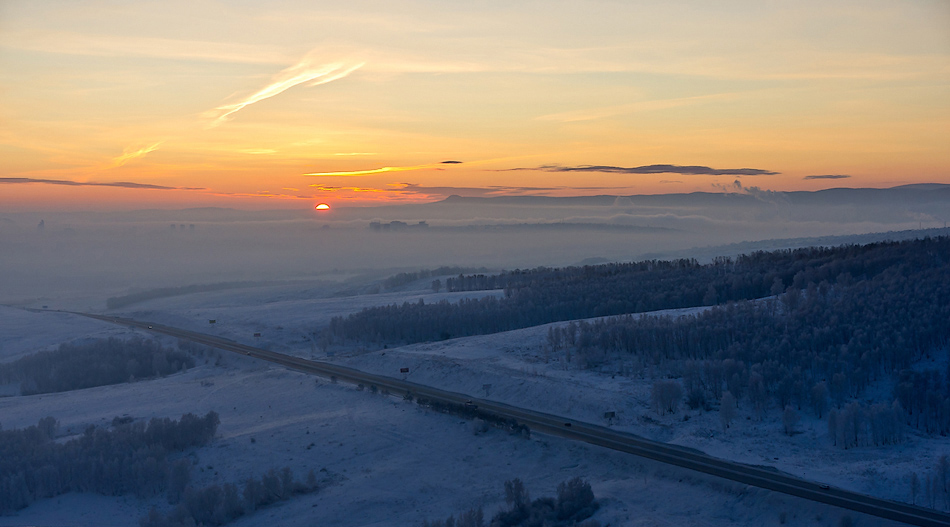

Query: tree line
left=547, top=238, right=950, bottom=437
left=380, top=266, right=489, bottom=292
left=0, top=412, right=219, bottom=514
left=422, top=477, right=598, bottom=527
left=0, top=337, right=194, bottom=395
left=325, top=237, right=950, bottom=441
left=327, top=237, right=946, bottom=346
left=140, top=466, right=321, bottom=527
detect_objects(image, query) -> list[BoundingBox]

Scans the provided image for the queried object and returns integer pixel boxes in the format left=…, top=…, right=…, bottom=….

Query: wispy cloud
left=309, top=184, right=387, bottom=193
left=205, top=56, right=363, bottom=126
left=239, top=149, right=278, bottom=155
left=304, top=165, right=428, bottom=177
left=503, top=164, right=779, bottom=176
left=203, top=190, right=320, bottom=201
left=309, top=182, right=581, bottom=199
left=304, top=160, right=462, bottom=177
left=804, top=174, right=851, bottom=180
left=390, top=183, right=553, bottom=197
left=111, top=142, right=163, bottom=167
left=0, top=177, right=203, bottom=191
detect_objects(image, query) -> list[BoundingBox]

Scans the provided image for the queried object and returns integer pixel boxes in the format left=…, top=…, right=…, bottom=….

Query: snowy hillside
left=0, top=297, right=916, bottom=526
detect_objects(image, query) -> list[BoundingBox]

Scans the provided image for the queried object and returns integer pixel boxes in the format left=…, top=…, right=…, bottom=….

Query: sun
left=315, top=203, right=330, bottom=211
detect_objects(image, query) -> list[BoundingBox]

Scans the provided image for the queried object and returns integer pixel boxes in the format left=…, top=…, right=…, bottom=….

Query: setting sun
left=315, top=203, right=330, bottom=210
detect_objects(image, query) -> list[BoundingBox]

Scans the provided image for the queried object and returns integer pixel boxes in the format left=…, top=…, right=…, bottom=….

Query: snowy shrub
left=555, top=477, right=597, bottom=521
left=142, top=467, right=320, bottom=527
left=652, top=380, right=683, bottom=415
left=471, top=418, right=489, bottom=435
left=424, top=477, right=598, bottom=527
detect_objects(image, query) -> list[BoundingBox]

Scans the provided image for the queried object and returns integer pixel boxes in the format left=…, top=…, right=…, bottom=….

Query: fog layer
left=2, top=185, right=948, bottom=308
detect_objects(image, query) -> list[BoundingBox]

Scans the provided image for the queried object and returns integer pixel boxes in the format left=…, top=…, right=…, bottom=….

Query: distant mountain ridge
left=437, top=183, right=950, bottom=207
left=9, top=184, right=947, bottom=225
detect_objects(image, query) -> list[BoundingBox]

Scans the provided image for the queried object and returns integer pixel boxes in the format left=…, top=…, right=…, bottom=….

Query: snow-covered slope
left=0, top=290, right=925, bottom=526
left=109, top=284, right=950, bottom=508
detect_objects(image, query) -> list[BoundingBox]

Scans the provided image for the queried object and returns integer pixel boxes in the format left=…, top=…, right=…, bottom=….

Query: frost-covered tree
left=556, top=477, right=597, bottom=521
left=504, top=478, right=529, bottom=511
left=937, top=455, right=949, bottom=509
left=811, top=382, right=829, bottom=418
left=0, top=338, right=194, bottom=395
left=910, top=472, right=921, bottom=505
left=167, top=459, right=191, bottom=504
left=748, top=373, right=767, bottom=417
left=243, top=477, right=264, bottom=511
left=651, top=380, right=683, bottom=415
left=720, top=392, right=737, bottom=431
left=783, top=406, right=800, bottom=436
left=0, top=412, right=216, bottom=515
left=828, top=409, right=839, bottom=446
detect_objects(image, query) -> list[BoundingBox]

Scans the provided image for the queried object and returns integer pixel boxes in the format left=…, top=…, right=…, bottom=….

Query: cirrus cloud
left=111, top=142, right=164, bottom=167
left=304, top=160, right=463, bottom=177
left=204, top=55, right=363, bottom=127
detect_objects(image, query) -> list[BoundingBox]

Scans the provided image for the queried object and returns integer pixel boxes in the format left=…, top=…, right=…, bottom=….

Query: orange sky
left=1, top=0, right=948, bottom=210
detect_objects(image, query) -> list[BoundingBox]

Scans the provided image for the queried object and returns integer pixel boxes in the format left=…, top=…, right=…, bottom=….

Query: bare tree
left=937, top=455, right=949, bottom=509
left=910, top=472, right=920, bottom=505
left=748, top=372, right=767, bottom=418
left=504, top=478, right=529, bottom=512
left=811, top=382, right=829, bottom=418
left=828, top=409, right=839, bottom=446
left=720, top=391, right=737, bottom=431
left=652, top=380, right=683, bottom=415
left=783, top=406, right=800, bottom=436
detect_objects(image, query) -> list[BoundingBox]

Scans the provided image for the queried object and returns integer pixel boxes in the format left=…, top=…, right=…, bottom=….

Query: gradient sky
left=1, top=0, right=948, bottom=210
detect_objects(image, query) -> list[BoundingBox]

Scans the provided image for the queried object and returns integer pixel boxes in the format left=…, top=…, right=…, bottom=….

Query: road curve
left=81, top=313, right=949, bottom=527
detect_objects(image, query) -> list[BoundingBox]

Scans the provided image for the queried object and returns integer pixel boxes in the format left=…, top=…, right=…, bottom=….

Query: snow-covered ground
left=335, top=318, right=950, bottom=507
left=105, top=286, right=949, bottom=508
left=0, top=283, right=936, bottom=526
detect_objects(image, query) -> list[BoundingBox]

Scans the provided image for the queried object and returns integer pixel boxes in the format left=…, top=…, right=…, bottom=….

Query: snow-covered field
left=0, top=280, right=936, bottom=526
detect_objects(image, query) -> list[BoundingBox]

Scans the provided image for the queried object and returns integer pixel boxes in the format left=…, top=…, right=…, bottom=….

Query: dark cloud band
left=0, top=177, right=204, bottom=191
left=502, top=164, right=778, bottom=176
left=803, top=174, right=850, bottom=180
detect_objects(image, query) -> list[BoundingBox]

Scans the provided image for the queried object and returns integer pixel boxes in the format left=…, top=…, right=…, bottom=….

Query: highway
left=81, top=312, right=950, bottom=527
